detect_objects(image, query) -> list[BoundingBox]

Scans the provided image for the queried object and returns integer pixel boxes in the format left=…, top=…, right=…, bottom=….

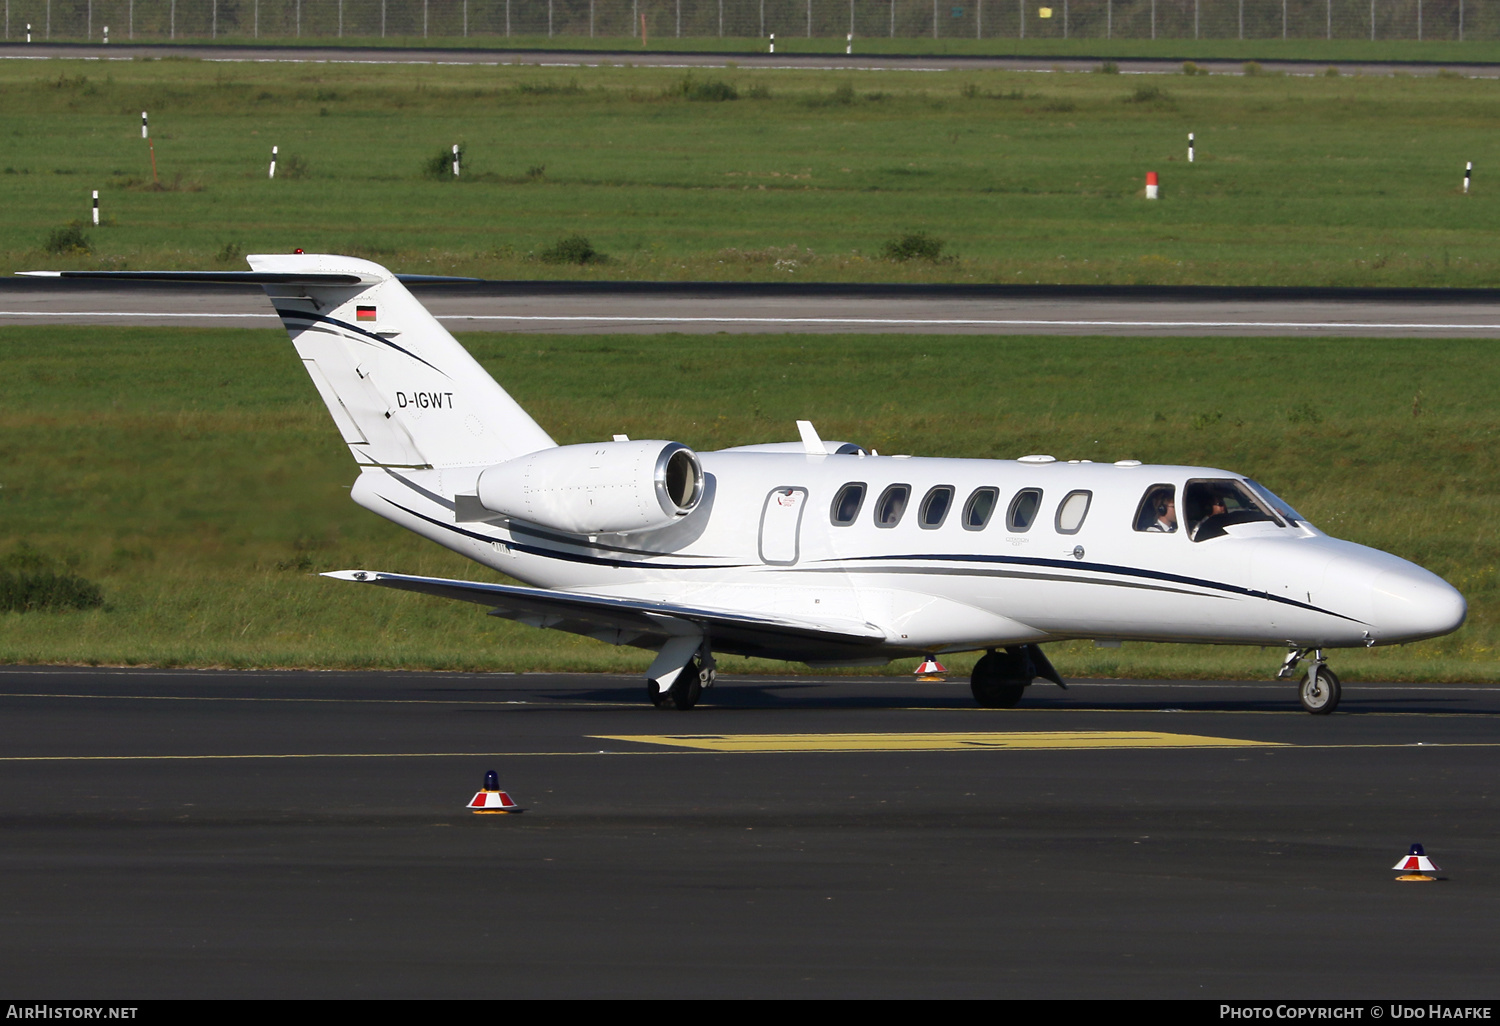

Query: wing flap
left=323, top=570, right=890, bottom=662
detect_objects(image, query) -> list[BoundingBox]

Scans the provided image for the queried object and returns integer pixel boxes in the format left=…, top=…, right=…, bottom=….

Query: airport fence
left=3, top=0, right=1496, bottom=44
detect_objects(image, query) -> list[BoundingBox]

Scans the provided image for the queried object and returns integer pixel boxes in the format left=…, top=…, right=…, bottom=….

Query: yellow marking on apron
left=591, top=731, right=1286, bottom=753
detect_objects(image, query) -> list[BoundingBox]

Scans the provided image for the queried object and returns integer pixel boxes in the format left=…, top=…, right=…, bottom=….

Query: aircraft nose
left=1370, top=565, right=1467, bottom=643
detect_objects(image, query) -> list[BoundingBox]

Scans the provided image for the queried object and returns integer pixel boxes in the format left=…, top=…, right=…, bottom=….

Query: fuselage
left=353, top=448, right=1466, bottom=664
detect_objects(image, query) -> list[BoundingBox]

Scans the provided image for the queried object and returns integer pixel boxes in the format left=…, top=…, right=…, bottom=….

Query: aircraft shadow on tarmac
left=426, top=680, right=1493, bottom=715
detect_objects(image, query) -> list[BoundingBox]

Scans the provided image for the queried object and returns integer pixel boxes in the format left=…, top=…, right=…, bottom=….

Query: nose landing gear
left=1278, top=648, right=1341, bottom=715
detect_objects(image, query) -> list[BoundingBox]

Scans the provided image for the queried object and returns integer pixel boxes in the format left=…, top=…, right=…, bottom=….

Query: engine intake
left=475, top=440, right=704, bottom=536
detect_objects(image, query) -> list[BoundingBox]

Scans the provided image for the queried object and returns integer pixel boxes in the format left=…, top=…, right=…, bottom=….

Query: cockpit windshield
left=1244, top=479, right=1308, bottom=527
left=1183, top=479, right=1285, bottom=541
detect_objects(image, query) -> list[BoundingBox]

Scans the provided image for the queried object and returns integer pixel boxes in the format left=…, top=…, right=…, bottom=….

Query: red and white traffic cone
left=915, top=657, right=946, bottom=682
left=468, top=770, right=524, bottom=814
left=1145, top=171, right=1160, bottom=200
left=1392, top=843, right=1440, bottom=881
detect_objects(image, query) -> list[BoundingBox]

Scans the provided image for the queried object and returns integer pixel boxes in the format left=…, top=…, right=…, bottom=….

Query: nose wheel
left=1299, top=664, right=1340, bottom=714
left=1280, top=648, right=1341, bottom=715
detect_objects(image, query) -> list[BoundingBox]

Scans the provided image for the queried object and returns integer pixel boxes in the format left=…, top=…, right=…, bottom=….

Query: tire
left=1299, top=665, right=1340, bottom=715
left=649, top=658, right=702, bottom=710
left=970, top=650, right=1028, bottom=709
left=671, top=673, right=702, bottom=710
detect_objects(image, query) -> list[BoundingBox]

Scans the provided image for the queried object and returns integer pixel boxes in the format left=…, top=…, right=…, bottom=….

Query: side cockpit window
left=831, top=483, right=866, bottom=526
left=1184, top=479, right=1283, bottom=541
left=1134, top=485, right=1178, bottom=534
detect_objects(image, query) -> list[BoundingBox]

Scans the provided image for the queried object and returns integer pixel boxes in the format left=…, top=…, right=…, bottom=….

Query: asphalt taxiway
left=8, top=281, right=1500, bottom=336
left=1, top=666, right=1496, bottom=997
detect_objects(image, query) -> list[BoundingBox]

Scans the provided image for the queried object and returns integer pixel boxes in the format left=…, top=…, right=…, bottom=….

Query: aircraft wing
left=322, top=570, right=891, bottom=663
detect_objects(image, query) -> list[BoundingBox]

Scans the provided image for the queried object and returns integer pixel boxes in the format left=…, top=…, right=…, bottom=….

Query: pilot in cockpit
left=1142, top=488, right=1177, bottom=533
left=1188, top=490, right=1230, bottom=540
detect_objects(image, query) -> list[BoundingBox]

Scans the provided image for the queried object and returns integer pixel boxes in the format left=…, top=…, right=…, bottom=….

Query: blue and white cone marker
left=469, top=769, right=524, bottom=814
left=1393, top=842, right=1440, bottom=881
left=915, top=657, right=947, bottom=682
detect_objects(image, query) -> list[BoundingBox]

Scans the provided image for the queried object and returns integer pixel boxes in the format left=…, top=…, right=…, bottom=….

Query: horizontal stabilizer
left=323, top=570, right=889, bottom=663
left=17, top=270, right=481, bottom=286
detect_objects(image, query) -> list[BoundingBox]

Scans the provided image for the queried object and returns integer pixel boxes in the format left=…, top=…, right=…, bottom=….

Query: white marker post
left=27, top=22, right=32, bottom=42
left=452, top=144, right=460, bottom=177
left=769, top=32, right=774, bottom=53
left=269, top=146, right=277, bottom=179
left=141, top=111, right=148, bottom=139
left=104, top=25, right=109, bottom=42
left=92, top=190, right=100, bottom=226
left=846, top=32, right=852, bottom=54
left=1188, top=132, right=1195, bottom=163
left=1464, top=161, right=1472, bottom=193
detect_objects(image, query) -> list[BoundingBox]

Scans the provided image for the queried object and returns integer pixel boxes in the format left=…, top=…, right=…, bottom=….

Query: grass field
left=3, top=57, right=1500, bottom=285
left=28, top=34, right=1500, bottom=62
left=0, top=325, right=1493, bottom=681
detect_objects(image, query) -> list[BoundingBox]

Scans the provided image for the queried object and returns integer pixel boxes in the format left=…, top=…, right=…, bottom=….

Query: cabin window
left=1006, top=489, right=1043, bottom=532
left=963, top=487, right=999, bottom=531
left=873, top=484, right=911, bottom=528
left=1183, top=479, right=1282, bottom=541
left=1055, top=490, right=1092, bottom=534
left=830, top=483, right=866, bottom=527
left=1134, top=484, right=1178, bottom=534
left=919, top=486, right=955, bottom=530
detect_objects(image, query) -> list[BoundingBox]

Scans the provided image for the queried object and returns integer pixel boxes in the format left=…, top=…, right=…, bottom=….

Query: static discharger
left=1393, top=843, right=1441, bottom=882
left=468, top=769, right=524, bottom=814
left=915, top=657, right=947, bottom=682
left=1145, top=171, right=1160, bottom=200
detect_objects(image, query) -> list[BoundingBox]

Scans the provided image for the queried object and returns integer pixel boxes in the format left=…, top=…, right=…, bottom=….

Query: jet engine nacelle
left=475, top=440, right=704, bottom=535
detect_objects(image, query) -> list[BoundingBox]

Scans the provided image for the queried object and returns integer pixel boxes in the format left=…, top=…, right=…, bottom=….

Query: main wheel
left=970, top=650, right=1028, bottom=709
left=1299, top=665, right=1341, bottom=715
left=649, top=659, right=703, bottom=711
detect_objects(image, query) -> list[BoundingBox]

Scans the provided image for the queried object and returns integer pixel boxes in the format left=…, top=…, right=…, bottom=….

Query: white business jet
left=26, top=255, right=1466, bottom=714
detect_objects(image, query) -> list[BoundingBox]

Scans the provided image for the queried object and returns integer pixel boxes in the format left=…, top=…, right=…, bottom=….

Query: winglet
left=322, top=570, right=377, bottom=582
left=796, top=420, right=825, bottom=456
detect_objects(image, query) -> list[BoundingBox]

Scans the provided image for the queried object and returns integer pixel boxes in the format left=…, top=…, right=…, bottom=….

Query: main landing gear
left=647, top=648, right=716, bottom=711
left=970, top=645, right=1066, bottom=708
left=1278, top=647, right=1341, bottom=715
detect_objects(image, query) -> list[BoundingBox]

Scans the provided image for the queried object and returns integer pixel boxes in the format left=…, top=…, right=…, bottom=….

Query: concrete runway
left=4, top=42, right=1498, bottom=79
left=1, top=665, right=1496, bottom=997
left=7, top=280, right=1500, bottom=336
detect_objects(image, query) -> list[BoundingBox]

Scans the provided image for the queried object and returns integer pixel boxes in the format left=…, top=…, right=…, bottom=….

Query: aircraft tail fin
left=248, top=253, right=553, bottom=469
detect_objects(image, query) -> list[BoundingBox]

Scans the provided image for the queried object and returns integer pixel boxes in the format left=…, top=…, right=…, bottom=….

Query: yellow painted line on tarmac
left=591, top=730, right=1286, bottom=752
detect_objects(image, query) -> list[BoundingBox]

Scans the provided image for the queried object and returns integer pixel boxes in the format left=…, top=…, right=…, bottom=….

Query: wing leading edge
left=322, top=570, right=891, bottom=664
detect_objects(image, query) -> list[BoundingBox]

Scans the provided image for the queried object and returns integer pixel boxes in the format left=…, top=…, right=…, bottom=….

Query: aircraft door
left=759, top=487, right=808, bottom=565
